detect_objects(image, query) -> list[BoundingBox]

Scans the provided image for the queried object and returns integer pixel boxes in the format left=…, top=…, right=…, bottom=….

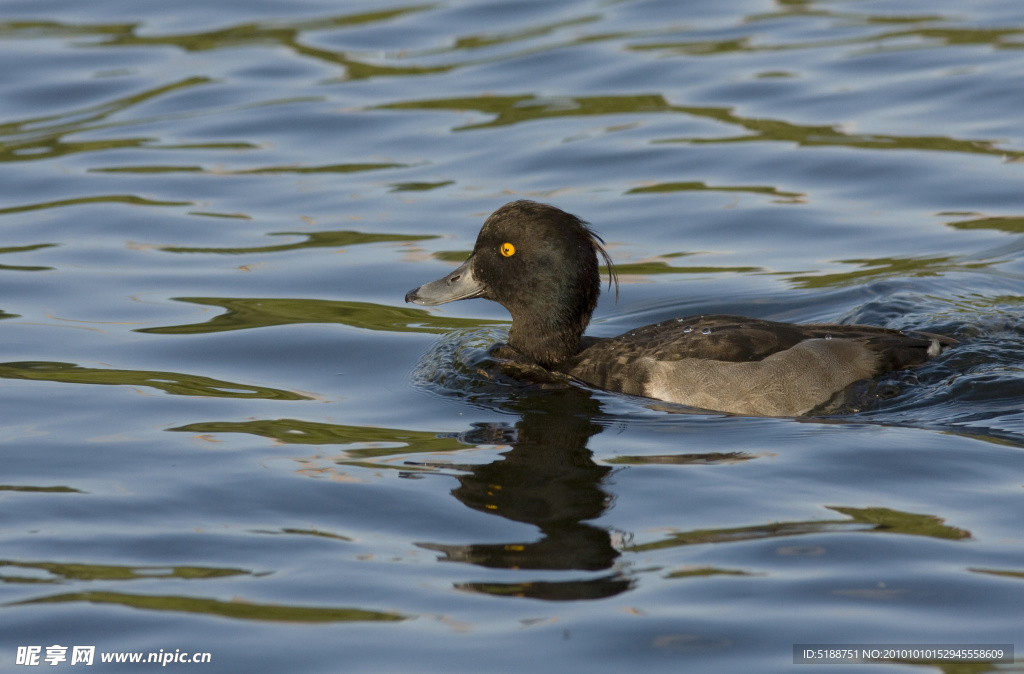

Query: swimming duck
left=405, top=200, right=953, bottom=416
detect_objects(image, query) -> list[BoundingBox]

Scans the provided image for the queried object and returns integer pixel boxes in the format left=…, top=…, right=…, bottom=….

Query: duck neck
left=506, top=309, right=588, bottom=369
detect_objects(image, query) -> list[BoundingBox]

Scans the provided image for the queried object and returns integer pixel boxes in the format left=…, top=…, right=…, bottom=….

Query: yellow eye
left=500, top=242, right=515, bottom=257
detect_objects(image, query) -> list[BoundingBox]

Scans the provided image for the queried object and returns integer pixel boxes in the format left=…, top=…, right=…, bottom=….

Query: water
left=1, top=0, right=1023, bottom=671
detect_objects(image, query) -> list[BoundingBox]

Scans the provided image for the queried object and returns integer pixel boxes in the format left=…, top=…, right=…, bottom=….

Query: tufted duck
left=405, top=200, right=953, bottom=416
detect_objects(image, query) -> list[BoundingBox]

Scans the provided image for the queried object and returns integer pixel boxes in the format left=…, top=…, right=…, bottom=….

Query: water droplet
left=702, top=328, right=712, bottom=335
left=683, top=326, right=692, bottom=333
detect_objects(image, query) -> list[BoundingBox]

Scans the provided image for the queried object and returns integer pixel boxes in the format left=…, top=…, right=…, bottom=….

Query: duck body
left=563, top=314, right=940, bottom=416
left=406, top=200, right=953, bottom=417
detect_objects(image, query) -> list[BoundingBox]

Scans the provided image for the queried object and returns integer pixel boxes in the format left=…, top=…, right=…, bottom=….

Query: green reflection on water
left=630, top=13, right=1024, bottom=55
left=829, top=506, right=969, bottom=540
left=91, top=162, right=409, bottom=175
left=139, top=298, right=501, bottom=335
left=0, top=76, right=211, bottom=164
left=628, top=181, right=804, bottom=203
left=10, top=591, right=405, bottom=622
left=188, top=211, right=252, bottom=220
left=666, top=566, right=754, bottom=579
left=627, top=506, right=968, bottom=552
left=0, top=485, right=81, bottom=493
left=0, top=195, right=191, bottom=216
left=390, top=180, right=455, bottom=192
left=89, top=166, right=205, bottom=174
left=0, top=361, right=309, bottom=400
left=0, top=6, right=431, bottom=46
left=3, top=6, right=1019, bottom=170
left=659, top=106, right=1023, bottom=160
left=784, top=255, right=998, bottom=289
left=0, top=560, right=248, bottom=584
left=0, top=243, right=57, bottom=271
left=883, top=26, right=1024, bottom=50
left=161, top=230, right=436, bottom=255
left=379, top=93, right=1023, bottom=161
left=0, top=243, right=57, bottom=254
left=253, top=528, right=353, bottom=542
left=628, top=37, right=753, bottom=56
left=969, top=568, right=1024, bottom=580
left=170, top=418, right=468, bottom=457
left=234, top=162, right=409, bottom=175
left=450, top=15, right=599, bottom=50
left=2, top=7, right=446, bottom=81
left=378, top=93, right=674, bottom=131
left=431, top=250, right=473, bottom=263
left=947, top=215, right=1024, bottom=234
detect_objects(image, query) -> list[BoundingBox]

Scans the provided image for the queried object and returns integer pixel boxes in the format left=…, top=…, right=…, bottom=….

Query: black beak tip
left=404, top=288, right=419, bottom=304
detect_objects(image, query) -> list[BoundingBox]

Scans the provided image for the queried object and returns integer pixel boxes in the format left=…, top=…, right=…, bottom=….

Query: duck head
left=406, top=200, right=617, bottom=368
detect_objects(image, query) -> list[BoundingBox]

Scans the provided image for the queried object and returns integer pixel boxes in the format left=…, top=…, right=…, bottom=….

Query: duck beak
left=405, top=256, right=486, bottom=306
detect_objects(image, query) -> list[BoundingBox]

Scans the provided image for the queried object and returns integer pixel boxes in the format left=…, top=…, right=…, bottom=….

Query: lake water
left=1, top=0, right=1023, bottom=671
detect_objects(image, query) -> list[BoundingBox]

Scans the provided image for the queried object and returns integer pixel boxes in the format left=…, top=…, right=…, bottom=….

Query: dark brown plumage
left=406, top=201, right=954, bottom=416
left=567, top=315, right=945, bottom=393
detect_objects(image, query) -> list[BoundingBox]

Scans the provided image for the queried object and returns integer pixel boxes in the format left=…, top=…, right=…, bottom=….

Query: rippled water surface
left=2, top=0, right=1024, bottom=671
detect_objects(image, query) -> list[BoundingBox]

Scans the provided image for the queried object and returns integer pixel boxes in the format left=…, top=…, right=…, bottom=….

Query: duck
left=405, top=200, right=954, bottom=417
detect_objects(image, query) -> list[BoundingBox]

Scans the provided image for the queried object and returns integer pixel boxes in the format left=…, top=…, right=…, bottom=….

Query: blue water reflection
left=1, top=0, right=1023, bottom=672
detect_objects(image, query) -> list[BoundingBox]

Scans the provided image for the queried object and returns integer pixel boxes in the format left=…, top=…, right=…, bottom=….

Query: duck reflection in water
left=416, top=387, right=632, bottom=601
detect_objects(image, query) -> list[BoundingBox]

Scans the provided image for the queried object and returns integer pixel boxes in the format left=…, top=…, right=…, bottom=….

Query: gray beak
left=405, top=256, right=486, bottom=306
